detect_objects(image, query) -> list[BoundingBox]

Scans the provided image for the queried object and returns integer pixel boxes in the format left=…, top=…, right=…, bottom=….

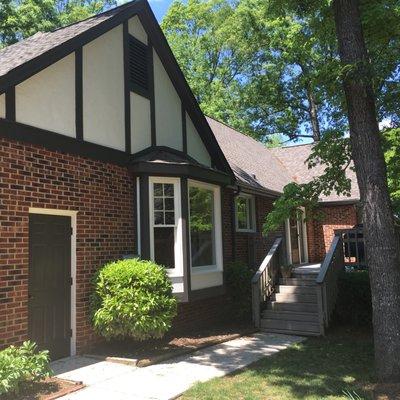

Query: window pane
left=154, top=211, right=164, bottom=225
left=154, top=197, right=163, bottom=210
left=236, top=197, right=248, bottom=229
left=154, top=227, right=175, bottom=268
left=164, top=197, right=174, bottom=211
left=164, top=184, right=174, bottom=197
left=154, top=183, right=163, bottom=196
left=189, top=186, right=215, bottom=267
left=248, top=199, right=254, bottom=230
left=165, top=211, right=175, bottom=225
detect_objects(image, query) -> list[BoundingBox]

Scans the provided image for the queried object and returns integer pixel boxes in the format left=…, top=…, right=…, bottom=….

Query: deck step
left=260, top=318, right=321, bottom=334
left=276, top=285, right=317, bottom=295
left=292, top=272, right=318, bottom=279
left=272, top=292, right=317, bottom=303
left=260, top=327, right=321, bottom=337
left=267, top=301, right=318, bottom=313
left=262, top=310, right=319, bottom=323
left=279, top=278, right=316, bottom=286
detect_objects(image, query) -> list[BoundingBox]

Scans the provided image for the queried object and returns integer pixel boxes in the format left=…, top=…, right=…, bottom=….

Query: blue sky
left=118, top=0, right=175, bottom=21
left=148, top=0, right=175, bottom=21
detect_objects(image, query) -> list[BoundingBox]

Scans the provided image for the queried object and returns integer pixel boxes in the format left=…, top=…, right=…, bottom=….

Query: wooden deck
left=293, top=263, right=321, bottom=276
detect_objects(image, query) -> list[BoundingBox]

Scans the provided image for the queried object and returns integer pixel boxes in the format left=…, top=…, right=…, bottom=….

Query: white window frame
left=235, top=193, right=256, bottom=233
left=149, top=177, right=183, bottom=278
left=188, top=179, right=223, bottom=275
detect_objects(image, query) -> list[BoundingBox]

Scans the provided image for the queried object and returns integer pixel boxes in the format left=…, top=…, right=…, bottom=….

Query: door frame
left=285, top=208, right=309, bottom=265
left=29, top=207, right=77, bottom=357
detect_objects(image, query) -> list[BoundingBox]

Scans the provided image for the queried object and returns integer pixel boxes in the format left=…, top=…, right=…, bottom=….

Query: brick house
left=0, top=0, right=359, bottom=359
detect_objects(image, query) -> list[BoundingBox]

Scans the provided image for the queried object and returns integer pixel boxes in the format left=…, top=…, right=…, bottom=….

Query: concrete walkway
left=53, top=332, right=304, bottom=400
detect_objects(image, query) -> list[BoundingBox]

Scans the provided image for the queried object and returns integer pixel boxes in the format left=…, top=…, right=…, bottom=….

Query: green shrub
left=0, top=341, right=51, bottom=395
left=91, top=258, right=178, bottom=340
left=225, top=261, right=254, bottom=319
left=334, top=271, right=372, bottom=326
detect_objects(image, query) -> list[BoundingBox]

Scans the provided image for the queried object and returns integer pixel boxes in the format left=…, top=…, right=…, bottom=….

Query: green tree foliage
left=162, top=0, right=399, bottom=142
left=382, top=128, right=400, bottom=218
left=91, top=259, right=177, bottom=340
left=162, top=0, right=255, bottom=136
left=162, top=0, right=343, bottom=141
left=0, top=0, right=116, bottom=48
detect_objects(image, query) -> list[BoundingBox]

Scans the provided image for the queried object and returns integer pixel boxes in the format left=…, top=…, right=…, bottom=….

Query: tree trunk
left=306, top=86, right=321, bottom=141
left=333, top=0, right=400, bottom=383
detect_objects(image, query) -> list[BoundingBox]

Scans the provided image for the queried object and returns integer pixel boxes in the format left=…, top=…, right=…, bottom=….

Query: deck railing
left=334, top=227, right=365, bottom=268
left=316, top=234, right=345, bottom=334
left=251, top=236, right=283, bottom=328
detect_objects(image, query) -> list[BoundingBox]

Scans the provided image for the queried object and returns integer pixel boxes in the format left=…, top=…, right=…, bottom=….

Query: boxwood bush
left=0, top=341, right=51, bottom=395
left=334, top=271, right=372, bottom=326
left=91, top=258, right=178, bottom=340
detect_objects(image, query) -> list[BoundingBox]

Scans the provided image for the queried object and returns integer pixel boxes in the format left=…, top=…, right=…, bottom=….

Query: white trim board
left=28, top=207, right=78, bottom=357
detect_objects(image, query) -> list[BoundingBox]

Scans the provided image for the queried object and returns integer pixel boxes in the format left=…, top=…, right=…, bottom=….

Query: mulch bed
left=371, top=383, right=400, bottom=400
left=87, top=321, right=256, bottom=367
left=1, top=377, right=84, bottom=400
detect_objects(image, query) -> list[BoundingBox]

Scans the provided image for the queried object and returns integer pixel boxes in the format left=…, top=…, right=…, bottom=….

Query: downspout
left=231, top=185, right=241, bottom=261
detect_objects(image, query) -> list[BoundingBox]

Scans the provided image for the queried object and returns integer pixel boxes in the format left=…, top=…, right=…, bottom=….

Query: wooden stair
left=260, top=271, right=322, bottom=336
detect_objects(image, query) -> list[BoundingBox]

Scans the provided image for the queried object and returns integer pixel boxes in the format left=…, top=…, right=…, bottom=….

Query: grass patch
left=181, top=327, right=375, bottom=400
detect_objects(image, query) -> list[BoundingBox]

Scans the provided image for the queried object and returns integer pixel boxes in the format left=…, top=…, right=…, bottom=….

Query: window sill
left=236, top=229, right=256, bottom=233
left=166, top=269, right=184, bottom=278
left=191, top=265, right=223, bottom=275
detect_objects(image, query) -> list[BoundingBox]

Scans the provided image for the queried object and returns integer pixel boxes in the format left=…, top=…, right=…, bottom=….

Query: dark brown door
left=29, top=214, right=71, bottom=360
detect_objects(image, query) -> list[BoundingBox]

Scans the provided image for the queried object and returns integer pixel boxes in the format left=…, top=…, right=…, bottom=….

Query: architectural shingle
left=208, top=117, right=292, bottom=195
left=0, top=1, right=136, bottom=78
left=209, top=117, right=359, bottom=203
left=271, top=144, right=360, bottom=203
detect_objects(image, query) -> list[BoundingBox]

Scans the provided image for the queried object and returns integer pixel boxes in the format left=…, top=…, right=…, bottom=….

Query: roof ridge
left=50, top=0, right=137, bottom=33
left=273, top=142, right=315, bottom=150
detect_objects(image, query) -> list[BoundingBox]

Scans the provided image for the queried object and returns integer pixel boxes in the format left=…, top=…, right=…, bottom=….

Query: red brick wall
left=0, top=138, right=241, bottom=352
left=231, top=191, right=284, bottom=268
left=1, top=136, right=358, bottom=350
left=172, top=295, right=233, bottom=333
left=306, top=204, right=359, bottom=262
left=0, top=138, right=136, bottom=352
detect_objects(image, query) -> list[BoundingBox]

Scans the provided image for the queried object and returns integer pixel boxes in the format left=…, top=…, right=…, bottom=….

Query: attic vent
left=128, top=35, right=149, bottom=96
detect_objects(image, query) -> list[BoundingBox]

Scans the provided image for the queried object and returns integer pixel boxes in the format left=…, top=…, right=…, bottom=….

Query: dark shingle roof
left=271, top=144, right=360, bottom=203
left=0, top=1, right=136, bottom=78
left=208, top=117, right=359, bottom=203
left=207, top=117, right=292, bottom=195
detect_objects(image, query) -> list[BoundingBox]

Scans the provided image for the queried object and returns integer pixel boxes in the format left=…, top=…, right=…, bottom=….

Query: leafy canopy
left=0, top=0, right=116, bottom=48
left=162, top=0, right=399, bottom=145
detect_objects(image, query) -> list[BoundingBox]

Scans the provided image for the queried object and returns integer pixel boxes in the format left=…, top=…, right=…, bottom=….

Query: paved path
left=53, top=332, right=304, bottom=400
